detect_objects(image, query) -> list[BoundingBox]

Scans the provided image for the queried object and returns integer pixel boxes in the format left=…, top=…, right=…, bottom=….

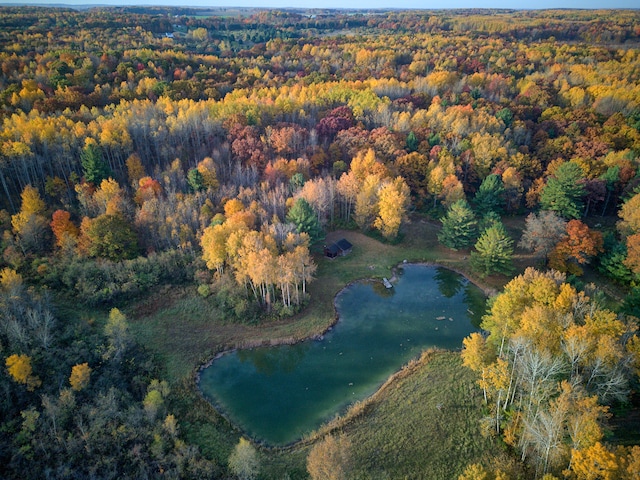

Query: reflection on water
left=237, top=342, right=309, bottom=376
left=434, top=266, right=464, bottom=298
left=199, top=265, right=485, bottom=445
left=463, top=282, right=486, bottom=328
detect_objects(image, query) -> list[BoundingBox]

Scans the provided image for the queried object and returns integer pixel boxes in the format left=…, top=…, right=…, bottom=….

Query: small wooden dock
left=383, top=277, right=393, bottom=289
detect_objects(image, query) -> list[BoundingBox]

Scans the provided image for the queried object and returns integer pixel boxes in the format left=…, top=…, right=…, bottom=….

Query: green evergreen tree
left=287, top=198, right=323, bottom=244
left=473, top=174, right=505, bottom=214
left=495, top=107, right=514, bottom=127
left=405, top=131, right=419, bottom=152
left=471, top=222, right=514, bottom=277
left=437, top=199, right=478, bottom=250
left=621, top=286, right=640, bottom=318
left=540, top=162, right=585, bottom=219
left=81, top=143, right=112, bottom=186
left=477, top=211, right=502, bottom=234
left=596, top=236, right=634, bottom=284
left=187, top=168, right=205, bottom=192
left=599, top=165, right=620, bottom=216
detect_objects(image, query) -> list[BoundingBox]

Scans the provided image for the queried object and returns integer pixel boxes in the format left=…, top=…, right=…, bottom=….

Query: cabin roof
left=336, top=239, right=352, bottom=251
left=325, top=244, right=340, bottom=255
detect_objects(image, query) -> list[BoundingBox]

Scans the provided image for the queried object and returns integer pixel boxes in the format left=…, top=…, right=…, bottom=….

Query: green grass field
left=127, top=217, right=527, bottom=478
left=343, top=351, right=524, bottom=479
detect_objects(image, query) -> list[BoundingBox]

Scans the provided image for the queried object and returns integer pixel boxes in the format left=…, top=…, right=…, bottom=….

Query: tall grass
left=342, top=351, right=523, bottom=479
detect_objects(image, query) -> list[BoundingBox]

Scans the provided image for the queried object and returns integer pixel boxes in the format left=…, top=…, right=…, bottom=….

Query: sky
left=14, top=1, right=640, bottom=10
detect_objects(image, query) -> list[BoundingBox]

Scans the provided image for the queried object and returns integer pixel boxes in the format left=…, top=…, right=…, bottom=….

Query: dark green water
left=198, top=265, right=485, bottom=445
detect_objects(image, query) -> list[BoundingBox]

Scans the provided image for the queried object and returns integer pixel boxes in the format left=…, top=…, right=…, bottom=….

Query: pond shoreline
left=193, top=262, right=491, bottom=450
left=407, top=261, right=499, bottom=297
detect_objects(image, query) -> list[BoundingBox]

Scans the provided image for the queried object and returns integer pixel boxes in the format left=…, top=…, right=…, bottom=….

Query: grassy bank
left=342, top=350, right=523, bottom=479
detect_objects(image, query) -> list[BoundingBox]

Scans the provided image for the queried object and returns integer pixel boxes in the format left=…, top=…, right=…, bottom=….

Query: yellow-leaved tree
left=11, top=185, right=49, bottom=254
left=0, top=267, right=24, bottom=295
left=374, top=177, right=410, bottom=240
left=69, top=362, right=91, bottom=391
left=307, top=434, right=352, bottom=480
left=461, top=268, right=635, bottom=477
left=228, top=437, right=260, bottom=480
left=570, top=442, right=619, bottom=480
left=6, top=354, right=41, bottom=391
left=103, top=308, right=130, bottom=361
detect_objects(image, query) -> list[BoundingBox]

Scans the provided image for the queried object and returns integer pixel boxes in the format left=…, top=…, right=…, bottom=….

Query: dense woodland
left=1, top=6, right=640, bottom=479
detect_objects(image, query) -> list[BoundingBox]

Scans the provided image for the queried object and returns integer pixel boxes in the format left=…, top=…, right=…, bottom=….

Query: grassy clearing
left=126, top=215, right=518, bottom=357
left=60, top=213, right=632, bottom=477
left=125, top=216, right=526, bottom=477
left=341, top=350, right=523, bottom=479
left=261, top=351, right=522, bottom=479
left=128, top=218, right=469, bottom=382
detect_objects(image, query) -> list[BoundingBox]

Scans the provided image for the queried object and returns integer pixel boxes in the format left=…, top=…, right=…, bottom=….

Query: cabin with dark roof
left=324, top=243, right=340, bottom=258
left=335, top=239, right=352, bottom=255
left=324, top=239, right=352, bottom=258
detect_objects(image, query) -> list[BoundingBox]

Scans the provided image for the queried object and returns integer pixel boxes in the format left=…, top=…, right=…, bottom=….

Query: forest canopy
left=1, top=6, right=640, bottom=479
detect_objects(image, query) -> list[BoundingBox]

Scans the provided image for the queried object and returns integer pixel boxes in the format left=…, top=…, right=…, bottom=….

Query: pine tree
left=287, top=198, right=323, bottom=244
left=473, top=174, right=505, bottom=214
left=405, top=131, right=419, bottom=152
left=471, top=222, right=514, bottom=276
left=437, top=199, right=478, bottom=250
left=81, top=142, right=112, bottom=186
left=540, top=162, right=585, bottom=219
left=187, top=168, right=205, bottom=192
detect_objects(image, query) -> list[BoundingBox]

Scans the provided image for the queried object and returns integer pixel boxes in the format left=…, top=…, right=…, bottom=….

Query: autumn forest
left=1, top=5, right=640, bottom=479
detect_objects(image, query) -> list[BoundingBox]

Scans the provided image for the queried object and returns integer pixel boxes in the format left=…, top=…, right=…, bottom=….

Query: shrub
left=54, top=249, right=195, bottom=305
left=197, top=284, right=211, bottom=298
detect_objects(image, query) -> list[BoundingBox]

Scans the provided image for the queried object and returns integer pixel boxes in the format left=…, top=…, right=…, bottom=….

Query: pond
left=198, top=264, right=485, bottom=446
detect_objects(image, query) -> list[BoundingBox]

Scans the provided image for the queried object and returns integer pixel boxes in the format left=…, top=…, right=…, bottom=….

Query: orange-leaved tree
left=624, top=233, right=640, bottom=275
left=50, top=209, right=78, bottom=250
left=548, top=220, right=603, bottom=276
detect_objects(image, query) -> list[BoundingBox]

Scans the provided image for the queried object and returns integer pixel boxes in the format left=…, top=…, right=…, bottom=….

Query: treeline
left=461, top=268, right=640, bottom=479
left=0, top=7, right=639, bottom=303
left=0, top=8, right=638, bottom=114
left=0, top=270, right=219, bottom=478
left=0, top=6, right=639, bottom=479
